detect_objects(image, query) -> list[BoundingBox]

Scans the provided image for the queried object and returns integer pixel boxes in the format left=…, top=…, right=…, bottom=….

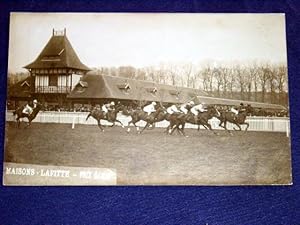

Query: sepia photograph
left=3, top=13, right=291, bottom=185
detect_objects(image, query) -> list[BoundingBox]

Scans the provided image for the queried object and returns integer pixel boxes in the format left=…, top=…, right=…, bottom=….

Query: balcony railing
left=35, top=86, right=71, bottom=93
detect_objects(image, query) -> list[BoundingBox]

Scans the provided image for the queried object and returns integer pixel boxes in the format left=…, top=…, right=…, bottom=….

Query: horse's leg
left=16, top=117, right=20, bottom=128
left=170, top=123, right=179, bottom=135
left=24, top=118, right=31, bottom=129
left=238, top=122, right=249, bottom=132
left=244, top=122, right=249, bottom=131
left=115, top=119, right=125, bottom=128
left=233, top=123, right=242, bottom=131
left=219, top=119, right=224, bottom=128
left=139, top=122, right=150, bottom=134
left=97, top=120, right=104, bottom=132
left=165, top=124, right=171, bottom=134
left=223, top=120, right=232, bottom=135
left=201, top=120, right=218, bottom=135
left=178, top=123, right=187, bottom=137
left=166, top=124, right=171, bottom=134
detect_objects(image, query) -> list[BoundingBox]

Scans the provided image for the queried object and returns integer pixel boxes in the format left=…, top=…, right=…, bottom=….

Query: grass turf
left=4, top=122, right=292, bottom=185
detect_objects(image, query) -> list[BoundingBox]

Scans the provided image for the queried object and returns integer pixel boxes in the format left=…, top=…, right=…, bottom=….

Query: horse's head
left=245, top=104, right=254, bottom=116
left=208, top=105, right=220, bottom=118
left=34, top=102, right=44, bottom=112
left=115, top=103, right=124, bottom=112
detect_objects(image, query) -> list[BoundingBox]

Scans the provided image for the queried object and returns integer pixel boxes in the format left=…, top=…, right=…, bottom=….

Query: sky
left=8, top=13, right=287, bottom=73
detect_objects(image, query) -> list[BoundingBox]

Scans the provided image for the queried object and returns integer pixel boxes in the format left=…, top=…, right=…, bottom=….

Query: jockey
left=191, top=102, right=207, bottom=116
left=143, top=101, right=157, bottom=115
left=102, top=101, right=115, bottom=114
left=238, top=102, right=246, bottom=113
left=230, top=104, right=243, bottom=121
left=167, top=104, right=181, bottom=115
left=22, top=99, right=38, bottom=115
left=180, top=101, right=194, bottom=114
left=230, top=106, right=239, bottom=115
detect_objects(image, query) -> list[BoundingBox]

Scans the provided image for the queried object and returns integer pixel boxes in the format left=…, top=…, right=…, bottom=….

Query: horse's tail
left=86, top=112, right=92, bottom=121
left=13, top=110, right=16, bottom=116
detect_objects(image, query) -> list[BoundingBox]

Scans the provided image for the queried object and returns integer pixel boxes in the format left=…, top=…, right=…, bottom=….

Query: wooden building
left=23, top=29, right=90, bottom=106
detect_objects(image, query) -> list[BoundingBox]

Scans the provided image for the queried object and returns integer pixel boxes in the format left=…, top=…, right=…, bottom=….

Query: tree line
left=94, top=62, right=288, bottom=106
left=8, top=62, right=288, bottom=106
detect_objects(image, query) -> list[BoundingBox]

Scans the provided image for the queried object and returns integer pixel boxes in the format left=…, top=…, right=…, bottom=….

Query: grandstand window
left=49, top=75, right=58, bottom=86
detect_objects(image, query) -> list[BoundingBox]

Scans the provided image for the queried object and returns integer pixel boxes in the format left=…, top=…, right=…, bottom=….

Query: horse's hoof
left=185, top=135, right=189, bottom=138
left=127, top=128, right=131, bottom=132
left=102, top=130, right=105, bottom=132
left=122, top=125, right=125, bottom=128
left=136, top=127, right=140, bottom=131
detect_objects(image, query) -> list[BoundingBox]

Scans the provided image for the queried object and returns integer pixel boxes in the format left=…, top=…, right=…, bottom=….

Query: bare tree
left=234, top=65, right=247, bottom=100
left=226, top=67, right=235, bottom=98
left=201, top=65, right=213, bottom=93
left=273, top=65, right=288, bottom=105
left=258, top=64, right=271, bottom=102
left=248, top=64, right=260, bottom=101
left=213, top=67, right=222, bottom=97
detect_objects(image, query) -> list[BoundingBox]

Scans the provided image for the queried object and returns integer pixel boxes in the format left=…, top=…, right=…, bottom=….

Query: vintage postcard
left=3, top=13, right=291, bottom=185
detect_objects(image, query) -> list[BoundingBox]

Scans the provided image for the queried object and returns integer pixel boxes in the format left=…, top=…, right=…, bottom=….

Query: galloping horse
left=86, top=104, right=125, bottom=132
left=217, top=106, right=252, bottom=134
left=121, top=105, right=164, bottom=132
left=168, top=105, right=220, bottom=136
left=123, top=107, right=165, bottom=134
left=13, top=103, right=43, bottom=128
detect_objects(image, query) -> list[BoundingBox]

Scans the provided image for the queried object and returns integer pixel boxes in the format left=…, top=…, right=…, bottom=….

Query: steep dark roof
left=8, top=77, right=32, bottom=98
left=68, top=73, right=286, bottom=109
left=193, top=96, right=286, bottom=110
left=24, top=34, right=90, bottom=71
left=67, top=73, right=208, bottom=103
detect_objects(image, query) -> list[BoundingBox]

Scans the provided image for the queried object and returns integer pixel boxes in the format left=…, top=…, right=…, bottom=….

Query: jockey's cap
left=111, top=101, right=115, bottom=106
left=240, top=102, right=244, bottom=106
left=189, top=101, right=195, bottom=105
left=152, top=101, right=157, bottom=105
left=33, top=99, right=38, bottom=104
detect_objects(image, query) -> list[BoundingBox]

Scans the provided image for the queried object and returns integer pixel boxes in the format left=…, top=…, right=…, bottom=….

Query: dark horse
left=123, top=107, right=165, bottom=134
left=85, top=104, right=125, bottom=132
left=13, top=103, right=43, bottom=128
left=168, top=105, right=220, bottom=136
left=217, top=106, right=252, bottom=134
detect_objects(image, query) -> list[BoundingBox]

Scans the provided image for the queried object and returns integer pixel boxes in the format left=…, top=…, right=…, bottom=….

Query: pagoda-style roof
left=24, top=29, right=90, bottom=71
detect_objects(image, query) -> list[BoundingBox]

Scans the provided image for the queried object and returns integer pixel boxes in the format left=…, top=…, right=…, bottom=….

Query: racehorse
left=86, top=104, right=125, bottom=132
left=138, top=107, right=166, bottom=134
left=13, top=103, right=43, bottom=128
left=217, top=106, right=252, bottom=134
left=120, top=105, right=164, bottom=133
left=168, top=105, right=220, bottom=136
left=169, top=105, right=220, bottom=135
left=122, top=106, right=165, bottom=134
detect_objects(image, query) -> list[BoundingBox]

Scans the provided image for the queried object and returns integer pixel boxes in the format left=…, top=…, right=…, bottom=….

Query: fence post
left=72, top=115, right=76, bottom=129
left=286, top=119, right=290, bottom=137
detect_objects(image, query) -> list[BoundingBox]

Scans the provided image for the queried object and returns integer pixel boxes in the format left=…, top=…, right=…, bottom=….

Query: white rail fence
left=6, top=111, right=290, bottom=136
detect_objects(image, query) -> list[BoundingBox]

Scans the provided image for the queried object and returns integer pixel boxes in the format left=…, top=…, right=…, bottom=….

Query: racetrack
left=4, top=122, right=292, bottom=185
